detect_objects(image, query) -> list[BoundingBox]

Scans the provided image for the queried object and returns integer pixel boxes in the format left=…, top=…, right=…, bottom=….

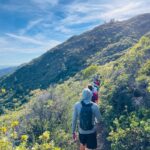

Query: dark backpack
left=79, top=101, right=93, bottom=130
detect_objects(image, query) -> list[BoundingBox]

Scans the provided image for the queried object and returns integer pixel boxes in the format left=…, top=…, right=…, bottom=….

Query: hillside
left=0, top=33, right=149, bottom=150
left=0, top=13, right=150, bottom=111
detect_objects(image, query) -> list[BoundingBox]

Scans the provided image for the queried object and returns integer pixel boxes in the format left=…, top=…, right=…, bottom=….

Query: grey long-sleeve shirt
left=72, top=100, right=101, bottom=134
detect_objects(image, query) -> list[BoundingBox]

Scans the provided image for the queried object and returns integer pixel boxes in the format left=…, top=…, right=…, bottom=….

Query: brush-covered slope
left=0, top=34, right=149, bottom=149
left=0, top=13, right=150, bottom=111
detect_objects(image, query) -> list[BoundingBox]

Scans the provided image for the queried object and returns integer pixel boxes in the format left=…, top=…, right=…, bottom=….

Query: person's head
left=82, top=88, right=92, bottom=103
left=94, top=74, right=101, bottom=81
left=88, top=84, right=93, bottom=91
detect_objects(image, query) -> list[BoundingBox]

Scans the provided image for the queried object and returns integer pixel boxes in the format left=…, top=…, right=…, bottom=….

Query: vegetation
left=108, top=109, right=150, bottom=150
left=1, top=14, right=150, bottom=112
left=0, top=15, right=150, bottom=149
left=0, top=121, right=61, bottom=150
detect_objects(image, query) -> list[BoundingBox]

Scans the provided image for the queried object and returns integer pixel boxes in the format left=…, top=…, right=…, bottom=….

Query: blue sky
left=0, top=0, right=150, bottom=67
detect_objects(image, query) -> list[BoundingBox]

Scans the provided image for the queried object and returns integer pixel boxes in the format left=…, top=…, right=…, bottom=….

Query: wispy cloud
left=0, top=33, right=61, bottom=65
left=0, top=0, right=150, bottom=66
left=19, top=19, right=43, bottom=35
left=100, top=0, right=150, bottom=21
left=0, top=0, right=59, bottom=14
left=32, top=0, right=59, bottom=8
left=54, top=25, right=72, bottom=34
left=6, top=33, right=60, bottom=49
left=6, top=33, right=44, bottom=45
left=62, top=0, right=150, bottom=25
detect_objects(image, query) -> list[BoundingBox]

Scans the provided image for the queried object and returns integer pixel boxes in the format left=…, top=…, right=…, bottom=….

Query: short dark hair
left=88, top=84, right=93, bottom=91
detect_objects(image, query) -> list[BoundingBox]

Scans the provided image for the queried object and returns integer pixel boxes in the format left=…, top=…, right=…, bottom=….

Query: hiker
left=93, top=75, right=100, bottom=91
left=72, top=88, right=101, bottom=150
left=88, top=84, right=99, bottom=104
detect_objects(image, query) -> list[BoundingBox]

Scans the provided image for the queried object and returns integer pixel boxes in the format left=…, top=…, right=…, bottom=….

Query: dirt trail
left=96, top=123, right=110, bottom=150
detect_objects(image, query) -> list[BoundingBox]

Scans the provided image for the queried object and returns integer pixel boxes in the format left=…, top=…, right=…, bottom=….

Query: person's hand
left=72, top=132, right=77, bottom=141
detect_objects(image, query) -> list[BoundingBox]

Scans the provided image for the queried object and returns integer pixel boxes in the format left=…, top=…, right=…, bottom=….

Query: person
left=88, top=84, right=99, bottom=104
left=93, top=75, right=101, bottom=91
left=92, top=90, right=99, bottom=104
left=72, top=88, right=101, bottom=150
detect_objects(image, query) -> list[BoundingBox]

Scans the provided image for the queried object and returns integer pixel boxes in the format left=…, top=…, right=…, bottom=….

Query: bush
left=108, top=109, right=150, bottom=150
left=0, top=121, right=61, bottom=150
left=82, top=65, right=99, bottom=78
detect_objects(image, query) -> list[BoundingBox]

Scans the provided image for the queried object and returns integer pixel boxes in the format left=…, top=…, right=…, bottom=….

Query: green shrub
left=108, top=109, right=150, bottom=150
left=82, top=65, right=99, bottom=78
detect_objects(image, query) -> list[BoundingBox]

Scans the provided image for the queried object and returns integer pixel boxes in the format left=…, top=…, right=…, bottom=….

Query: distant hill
left=0, top=67, right=16, bottom=78
left=0, top=13, right=150, bottom=110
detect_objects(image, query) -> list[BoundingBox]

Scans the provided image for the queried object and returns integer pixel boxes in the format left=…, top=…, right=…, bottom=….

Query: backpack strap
left=81, top=101, right=93, bottom=107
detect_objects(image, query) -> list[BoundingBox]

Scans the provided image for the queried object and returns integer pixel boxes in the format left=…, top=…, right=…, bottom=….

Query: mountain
left=0, top=67, right=16, bottom=78
left=0, top=13, right=150, bottom=110
left=0, top=33, right=149, bottom=149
